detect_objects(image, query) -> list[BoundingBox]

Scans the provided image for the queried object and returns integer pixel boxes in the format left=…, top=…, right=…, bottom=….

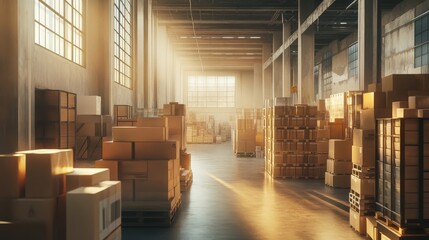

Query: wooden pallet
left=122, top=197, right=182, bottom=227
left=235, top=152, right=256, bottom=158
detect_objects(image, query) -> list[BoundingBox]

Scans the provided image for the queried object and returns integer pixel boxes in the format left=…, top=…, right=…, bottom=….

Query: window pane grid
left=415, top=14, right=429, bottom=68
left=188, top=76, right=235, bottom=108
left=348, top=42, right=358, bottom=77
left=322, top=51, right=332, bottom=98
left=113, top=0, right=133, bottom=89
left=35, top=0, right=84, bottom=65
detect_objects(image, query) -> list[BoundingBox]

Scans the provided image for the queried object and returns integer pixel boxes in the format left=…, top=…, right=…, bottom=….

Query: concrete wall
left=314, top=33, right=359, bottom=98
left=382, top=0, right=429, bottom=76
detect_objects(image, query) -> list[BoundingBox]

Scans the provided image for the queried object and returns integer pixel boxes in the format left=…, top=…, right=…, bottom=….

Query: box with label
left=17, top=149, right=73, bottom=198
left=102, top=141, right=132, bottom=160
left=134, top=141, right=179, bottom=160
left=0, top=154, right=25, bottom=198
left=66, top=168, right=110, bottom=192
left=112, top=127, right=166, bottom=142
left=77, top=96, right=101, bottom=115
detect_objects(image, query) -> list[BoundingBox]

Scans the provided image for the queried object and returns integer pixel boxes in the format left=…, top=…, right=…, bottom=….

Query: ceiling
left=152, top=0, right=404, bottom=71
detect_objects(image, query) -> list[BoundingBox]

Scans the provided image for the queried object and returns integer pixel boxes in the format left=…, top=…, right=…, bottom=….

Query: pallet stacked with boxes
left=76, top=96, right=112, bottom=160
left=235, top=118, right=256, bottom=157
left=35, top=89, right=76, bottom=152
left=0, top=149, right=121, bottom=240
left=96, top=119, right=182, bottom=227
left=186, top=112, right=216, bottom=144
left=349, top=91, right=383, bottom=234
left=316, top=100, right=330, bottom=179
left=163, top=102, right=193, bottom=191
left=266, top=104, right=324, bottom=178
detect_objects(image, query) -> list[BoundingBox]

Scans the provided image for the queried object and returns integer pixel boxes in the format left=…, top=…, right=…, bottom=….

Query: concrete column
left=143, top=0, right=151, bottom=108
left=298, top=0, right=315, bottom=104
left=263, top=43, right=273, bottom=101
left=273, top=31, right=283, bottom=98
left=283, top=22, right=291, bottom=97
left=136, top=0, right=145, bottom=109
left=253, top=63, right=263, bottom=108
left=358, top=0, right=378, bottom=90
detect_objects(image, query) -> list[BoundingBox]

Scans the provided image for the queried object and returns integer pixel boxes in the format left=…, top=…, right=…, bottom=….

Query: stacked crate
left=235, top=118, right=256, bottom=156
left=266, top=104, right=323, bottom=178
left=325, top=139, right=352, bottom=187
left=35, top=89, right=76, bottom=151
left=264, top=107, right=273, bottom=175
left=96, top=121, right=182, bottom=227
left=349, top=91, right=384, bottom=234
left=346, top=92, right=364, bottom=138
left=114, top=105, right=135, bottom=126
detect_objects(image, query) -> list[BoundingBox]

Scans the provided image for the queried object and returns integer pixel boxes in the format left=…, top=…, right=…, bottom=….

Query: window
left=415, top=13, right=429, bottom=68
left=348, top=43, right=358, bottom=77
left=113, top=0, right=133, bottom=89
left=35, top=0, right=84, bottom=65
left=322, top=51, right=332, bottom=98
left=188, top=76, right=235, bottom=108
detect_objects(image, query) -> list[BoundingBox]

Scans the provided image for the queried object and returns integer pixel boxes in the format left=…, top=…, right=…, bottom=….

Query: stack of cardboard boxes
left=76, top=96, right=112, bottom=160
left=0, top=149, right=120, bottom=240
left=95, top=118, right=182, bottom=226
left=348, top=91, right=380, bottom=234
left=325, top=139, right=352, bottom=187
left=186, top=114, right=215, bottom=144
left=219, top=122, right=232, bottom=142
left=346, top=92, right=364, bottom=138
left=315, top=100, right=330, bottom=179
left=114, top=105, right=135, bottom=126
left=235, top=118, right=256, bottom=156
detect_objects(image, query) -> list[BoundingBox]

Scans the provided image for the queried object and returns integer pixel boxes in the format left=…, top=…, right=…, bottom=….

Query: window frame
left=187, top=76, right=236, bottom=108
left=348, top=42, right=358, bottom=78
left=415, top=13, right=429, bottom=68
left=34, top=0, right=86, bottom=66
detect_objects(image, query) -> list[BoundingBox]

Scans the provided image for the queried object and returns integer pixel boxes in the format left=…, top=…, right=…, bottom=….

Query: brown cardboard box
left=396, top=108, right=419, bottom=118
left=392, top=101, right=408, bottom=118
left=318, top=99, right=326, bottom=112
left=352, top=145, right=375, bottom=167
left=66, top=168, right=110, bottom=191
left=325, top=172, right=350, bottom=188
left=120, top=160, right=148, bottom=179
left=363, top=92, right=386, bottom=109
left=134, top=180, right=175, bottom=201
left=121, top=179, right=134, bottom=201
left=360, top=109, right=390, bottom=130
left=366, top=217, right=377, bottom=240
left=105, top=226, right=122, bottom=240
left=316, top=141, right=329, bottom=154
left=329, top=122, right=345, bottom=139
left=349, top=208, right=366, bottom=235
left=95, top=160, right=119, bottom=180
left=166, top=116, right=184, bottom=136
left=236, top=140, right=246, bottom=152
left=0, top=154, right=25, bottom=198
left=351, top=175, right=375, bottom=196
left=112, top=127, right=167, bottom=142
left=102, top=141, right=132, bottom=160
left=134, top=141, right=179, bottom=160
left=328, top=139, right=352, bottom=160
left=0, top=221, right=47, bottom=240
left=419, top=109, right=429, bottom=118
left=408, top=96, right=429, bottom=109
left=17, top=149, right=73, bottom=198
left=317, top=128, right=330, bottom=140
left=180, top=152, right=191, bottom=170
left=67, top=181, right=121, bottom=240
left=326, top=159, right=352, bottom=174
left=352, top=129, right=375, bottom=148
left=381, top=74, right=422, bottom=92
left=13, top=197, right=64, bottom=240
left=136, top=117, right=168, bottom=128
left=163, top=104, right=174, bottom=116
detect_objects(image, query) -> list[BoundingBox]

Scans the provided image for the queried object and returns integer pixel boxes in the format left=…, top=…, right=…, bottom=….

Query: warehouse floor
left=122, top=142, right=365, bottom=240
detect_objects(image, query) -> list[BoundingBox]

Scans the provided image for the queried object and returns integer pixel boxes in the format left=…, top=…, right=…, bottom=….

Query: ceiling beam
left=158, top=19, right=283, bottom=25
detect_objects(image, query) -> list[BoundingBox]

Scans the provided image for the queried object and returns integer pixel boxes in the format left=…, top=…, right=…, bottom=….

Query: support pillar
left=254, top=63, right=263, bottom=108
left=273, top=31, right=283, bottom=98
left=298, top=0, right=315, bottom=104
left=263, top=43, right=273, bottom=102
left=283, top=22, right=292, bottom=97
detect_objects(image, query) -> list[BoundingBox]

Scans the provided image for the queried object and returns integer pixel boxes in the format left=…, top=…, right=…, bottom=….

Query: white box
left=77, top=96, right=101, bottom=115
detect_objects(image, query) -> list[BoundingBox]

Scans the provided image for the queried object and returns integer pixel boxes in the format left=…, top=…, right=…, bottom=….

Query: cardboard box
left=121, top=179, right=134, bottom=201
left=166, top=116, right=184, bottom=136
left=17, top=149, right=73, bottom=198
left=318, top=99, right=326, bottom=112
left=396, top=108, right=418, bottom=118
left=353, top=129, right=375, bottom=148
left=352, top=145, right=375, bottom=167
left=328, top=139, right=352, bottom=160
left=326, top=159, right=352, bottom=174
left=419, top=109, right=429, bottom=118
left=102, top=141, right=132, bottom=160
left=325, top=172, right=350, bottom=188
left=112, top=127, right=166, bottom=142
left=134, top=180, right=175, bottom=201
left=0, top=221, right=47, bottom=240
left=77, top=96, right=101, bottom=115
left=120, top=160, right=148, bottom=179
left=351, top=175, right=375, bottom=196
left=180, top=152, right=191, bottom=170
left=366, top=217, right=377, bottom=240
left=381, top=74, right=422, bottom=92
left=66, top=168, right=110, bottom=191
left=316, top=141, right=329, bottom=154
left=134, top=141, right=178, bottom=160
left=392, top=101, right=408, bottom=118
left=13, top=196, right=66, bottom=240
left=360, top=109, right=390, bottom=130
left=363, top=92, right=386, bottom=109
left=95, top=160, right=119, bottom=180
left=136, top=117, right=168, bottom=128
left=105, top=226, right=122, bottom=240
left=329, top=122, right=345, bottom=139
left=0, top=154, right=25, bottom=198
left=367, top=83, right=381, bottom=92
left=350, top=208, right=366, bottom=235
left=67, top=181, right=121, bottom=240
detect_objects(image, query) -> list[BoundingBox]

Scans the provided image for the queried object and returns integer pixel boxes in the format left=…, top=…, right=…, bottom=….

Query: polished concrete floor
left=123, top=142, right=365, bottom=240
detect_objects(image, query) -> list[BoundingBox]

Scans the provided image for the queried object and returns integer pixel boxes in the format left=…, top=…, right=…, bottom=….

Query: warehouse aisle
left=122, top=142, right=364, bottom=240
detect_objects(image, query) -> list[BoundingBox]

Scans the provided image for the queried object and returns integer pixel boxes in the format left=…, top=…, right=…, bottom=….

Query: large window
left=322, top=51, right=332, bottom=98
left=188, top=76, right=235, bottom=108
left=348, top=42, right=358, bottom=77
left=35, top=0, right=84, bottom=65
left=113, top=0, right=133, bottom=89
left=415, top=13, right=429, bottom=68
